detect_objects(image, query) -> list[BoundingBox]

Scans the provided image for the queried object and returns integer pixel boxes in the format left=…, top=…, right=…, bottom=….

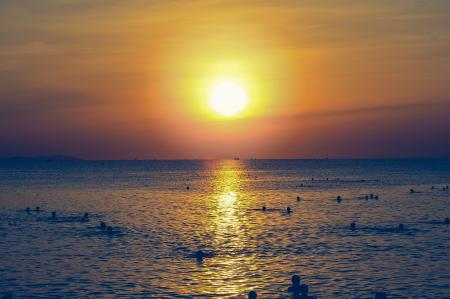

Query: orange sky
left=0, top=1, right=449, bottom=159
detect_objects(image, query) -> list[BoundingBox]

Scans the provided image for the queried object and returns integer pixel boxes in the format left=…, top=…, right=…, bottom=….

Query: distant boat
left=234, top=157, right=240, bottom=160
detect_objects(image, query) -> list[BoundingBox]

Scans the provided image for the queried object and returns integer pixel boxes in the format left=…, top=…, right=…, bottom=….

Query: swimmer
left=35, top=206, right=40, bottom=212
left=287, top=207, right=292, bottom=214
left=350, top=222, right=356, bottom=230
left=299, top=284, right=314, bottom=299
left=370, top=194, right=374, bottom=199
left=99, top=222, right=106, bottom=230
left=186, top=186, right=190, bottom=190
left=195, top=250, right=213, bottom=261
left=288, top=275, right=302, bottom=296
left=51, top=211, right=56, bottom=219
left=374, top=195, right=379, bottom=200
left=297, top=196, right=301, bottom=202
left=262, top=206, right=267, bottom=212
left=374, top=292, right=387, bottom=299
left=365, top=195, right=369, bottom=200
left=410, top=189, right=415, bottom=193
left=336, top=196, right=342, bottom=203
left=195, top=250, right=204, bottom=261
left=26, top=207, right=30, bottom=213
left=248, top=291, right=257, bottom=299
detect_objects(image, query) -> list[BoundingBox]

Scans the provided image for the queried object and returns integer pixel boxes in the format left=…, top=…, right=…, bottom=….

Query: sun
left=209, top=81, right=248, bottom=116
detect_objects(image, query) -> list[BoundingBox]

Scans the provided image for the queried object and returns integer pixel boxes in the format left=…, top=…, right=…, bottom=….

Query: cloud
left=0, top=89, right=102, bottom=117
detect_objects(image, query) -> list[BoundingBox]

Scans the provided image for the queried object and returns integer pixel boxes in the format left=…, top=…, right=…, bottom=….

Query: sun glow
left=209, top=81, right=248, bottom=116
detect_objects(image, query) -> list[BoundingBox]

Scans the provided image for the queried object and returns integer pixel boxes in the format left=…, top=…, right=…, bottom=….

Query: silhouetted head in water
left=336, top=196, right=342, bottom=203
left=365, top=195, right=369, bottom=200
left=106, top=226, right=113, bottom=234
left=83, top=212, right=89, bottom=219
left=445, top=218, right=449, bottom=224
left=374, top=292, right=387, bottom=299
left=195, top=250, right=204, bottom=261
left=26, top=207, right=30, bottom=213
left=287, top=207, right=292, bottom=214
left=370, top=194, right=374, bottom=199
left=374, top=195, right=379, bottom=200
left=410, top=189, right=415, bottom=193
left=248, top=290, right=257, bottom=299
left=186, top=186, right=190, bottom=190
left=100, top=222, right=106, bottom=230
left=51, top=211, right=56, bottom=219
left=288, top=275, right=302, bottom=295
left=297, top=196, right=300, bottom=202
left=35, top=206, right=40, bottom=212
left=350, top=222, right=356, bottom=230
left=398, top=224, right=404, bottom=231
left=431, top=186, right=435, bottom=189
left=262, top=206, right=266, bottom=212
left=291, top=275, right=300, bottom=286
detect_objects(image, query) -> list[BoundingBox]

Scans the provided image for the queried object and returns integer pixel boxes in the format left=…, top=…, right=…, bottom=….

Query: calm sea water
left=0, top=159, right=449, bottom=298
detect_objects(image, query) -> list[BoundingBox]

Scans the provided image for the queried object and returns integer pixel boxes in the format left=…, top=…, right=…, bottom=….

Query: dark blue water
left=0, top=159, right=449, bottom=298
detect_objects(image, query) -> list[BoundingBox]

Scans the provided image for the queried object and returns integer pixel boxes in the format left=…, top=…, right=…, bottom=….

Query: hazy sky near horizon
left=1, top=0, right=449, bottom=159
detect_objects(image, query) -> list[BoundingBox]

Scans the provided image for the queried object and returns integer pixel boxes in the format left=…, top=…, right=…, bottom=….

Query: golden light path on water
left=200, top=160, right=255, bottom=296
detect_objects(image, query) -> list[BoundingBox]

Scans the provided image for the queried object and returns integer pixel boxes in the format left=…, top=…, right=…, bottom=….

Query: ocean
left=0, top=159, right=449, bottom=298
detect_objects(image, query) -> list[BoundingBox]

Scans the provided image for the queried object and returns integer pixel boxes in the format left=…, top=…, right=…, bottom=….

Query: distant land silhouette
left=0, top=155, right=82, bottom=162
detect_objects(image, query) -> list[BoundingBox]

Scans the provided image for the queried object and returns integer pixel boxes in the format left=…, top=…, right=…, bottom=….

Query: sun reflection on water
left=199, top=160, right=256, bottom=296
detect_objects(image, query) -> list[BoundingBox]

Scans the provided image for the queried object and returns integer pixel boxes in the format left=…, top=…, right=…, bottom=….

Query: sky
left=0, top=0, right=449, bottom=159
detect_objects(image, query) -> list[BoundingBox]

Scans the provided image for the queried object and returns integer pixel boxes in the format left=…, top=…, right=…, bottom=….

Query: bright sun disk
left=209, top=81, right=248, bottom=116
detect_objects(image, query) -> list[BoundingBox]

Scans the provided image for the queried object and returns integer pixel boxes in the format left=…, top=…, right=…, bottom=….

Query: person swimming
left=26, top=207, right=30, bottom=213
left=262, top=206, right=267, bottom=211
left=99, top=221, right=107, bottom=230
left=297, top=196, right=301, bottom=202
left=336, top=196, right=342, bottom=203
left=288, top=275, right=303, bottom=296
left=374, top=195, right=379, bottom=200
left=410, top=189, right=415, bottom=193
left=370, top=193, right=374, bottom=199
left=374, top=292, right=387, bottom=299
left=287, top=207, right=292, bottom=214
left=51, top=211, right=56, bottom=219
left=186, top=186, right=190, bottom=190
left=81, top=212, right=89, bottom=222
left=35, top=206, right=40, bottom=212
left=195, top=250, right=204, bottom=261
left=365, top=195, right=369, bottom=200
left=299, top=284, right=315, bottom=299
left=195, top=250, right=213, bottom=261
left=248, top=290, right=257, bottom=299
left=350, top=222, right=356, bottom=230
